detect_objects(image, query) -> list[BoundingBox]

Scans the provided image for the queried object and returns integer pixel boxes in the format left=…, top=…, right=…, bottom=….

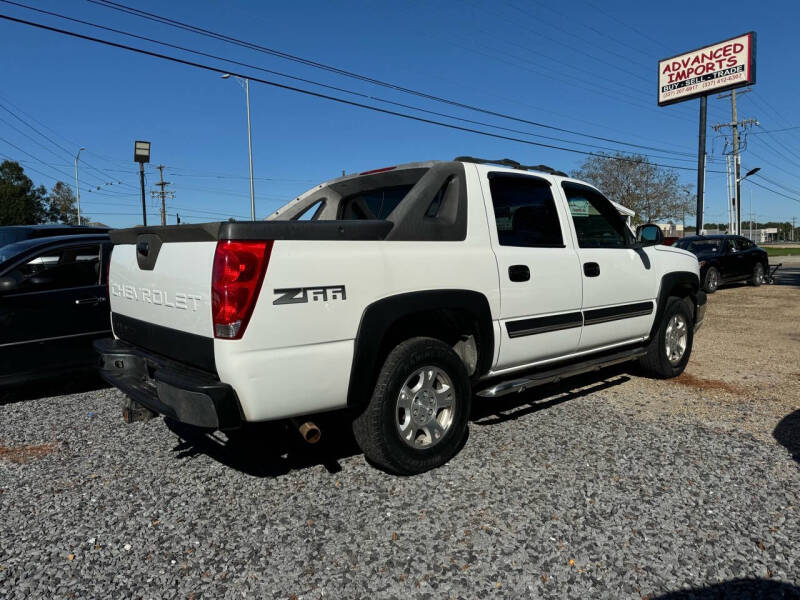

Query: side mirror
left=635, top=223, right=663, bottom=246
left=0, top=275, right=21, bottom=295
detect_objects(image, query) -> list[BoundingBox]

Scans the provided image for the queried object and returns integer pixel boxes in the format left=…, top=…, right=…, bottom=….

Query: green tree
left=572, top=153, right=692, bottom=224
left=46, top=181, right=81, bottom=224
left=0, top=160, right=47, bottom=225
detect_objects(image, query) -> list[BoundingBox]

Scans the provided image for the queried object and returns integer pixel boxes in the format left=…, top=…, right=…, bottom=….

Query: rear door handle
left=508, top=265, right=530, bottom=282
left=75, top=297, right=107, bottom=305
left=583, top=262, right=600, bottom=277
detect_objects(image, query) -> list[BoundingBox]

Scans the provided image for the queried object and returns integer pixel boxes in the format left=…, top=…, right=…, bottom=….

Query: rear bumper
left=694, top=290, right=707, bottom=332
left=94, top=338, right=242, bottom=429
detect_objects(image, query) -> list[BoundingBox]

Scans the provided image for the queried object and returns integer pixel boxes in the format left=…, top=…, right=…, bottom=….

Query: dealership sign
left=658, top=32, right=756, bottom=106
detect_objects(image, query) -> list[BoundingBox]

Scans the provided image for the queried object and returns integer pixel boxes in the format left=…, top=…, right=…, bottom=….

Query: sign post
left=658, top=32, right=756, bottom=234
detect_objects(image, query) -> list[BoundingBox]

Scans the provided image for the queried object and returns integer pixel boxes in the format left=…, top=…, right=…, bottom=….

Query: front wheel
left=639, top=297, right=694, bottom=379
left=352, top=337, right=471, bottom=475
left=749, top=262, right=764, bottom=286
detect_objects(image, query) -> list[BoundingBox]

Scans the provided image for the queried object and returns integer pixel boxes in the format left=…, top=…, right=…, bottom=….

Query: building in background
left=745, top=228, right=778, bottom=244
left=657, top=222, right=685, bottom=238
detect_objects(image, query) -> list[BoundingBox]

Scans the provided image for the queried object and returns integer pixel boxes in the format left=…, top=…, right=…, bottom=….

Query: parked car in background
left=674, top=235, right=768, bottom=293
left=0, top=234, right=112, bottom=386
left=0, top=224, right=110, bottom=248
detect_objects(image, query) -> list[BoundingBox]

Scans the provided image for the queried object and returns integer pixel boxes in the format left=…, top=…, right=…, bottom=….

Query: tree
left=572, top=153, right=693, bottom=224
left=0, top=160, right=47, bottom=225
left=46, top=181, right=81, bottom=224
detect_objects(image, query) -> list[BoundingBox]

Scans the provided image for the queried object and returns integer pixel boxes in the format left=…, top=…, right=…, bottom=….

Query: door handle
left=508, top=265, right=530, bottom=282
left=583, top=262, right=600, bottom=277
left=75, top=297, right=107, bottom=305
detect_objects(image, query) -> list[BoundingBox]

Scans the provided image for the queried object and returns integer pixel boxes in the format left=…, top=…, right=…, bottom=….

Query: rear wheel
left=749, top=262, right=764, bottom=286
left=703, top=267, right=720, bottom=293
left=639, top=296, right=693, bottom=379
left=352, top=337, right=471, bottom=475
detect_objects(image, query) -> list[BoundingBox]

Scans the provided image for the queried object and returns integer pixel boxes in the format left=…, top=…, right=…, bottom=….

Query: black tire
left=749, top=262, right=764, bottom=286
left=638, top=296, right=694, bottom=379
left=703, top=267, right=720, bottom=294
left=352, top=337, right=471, bottom=475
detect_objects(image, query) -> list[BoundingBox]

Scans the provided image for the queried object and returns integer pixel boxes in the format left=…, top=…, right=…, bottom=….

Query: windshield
left=675, top=239, right=723, bottom=254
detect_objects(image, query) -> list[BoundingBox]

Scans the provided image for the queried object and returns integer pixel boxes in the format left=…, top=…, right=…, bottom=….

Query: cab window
left=562, top=182, right=631, bottom=248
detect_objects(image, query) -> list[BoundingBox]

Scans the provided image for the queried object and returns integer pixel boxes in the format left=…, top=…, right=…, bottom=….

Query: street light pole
left=222, top=74, right=256, bottom=221
left=245, top=78, right=255, bottom=222
left=74, top=147, right=85, bottom=225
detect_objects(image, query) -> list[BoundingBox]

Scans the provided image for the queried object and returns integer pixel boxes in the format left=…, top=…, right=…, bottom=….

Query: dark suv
left=0, top=225, right=110, bottom=248
left=674, top=235, right=768, bottom=293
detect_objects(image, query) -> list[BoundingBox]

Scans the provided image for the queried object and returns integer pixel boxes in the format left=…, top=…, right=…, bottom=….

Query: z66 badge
left=273, top=285, right=346, bottom=305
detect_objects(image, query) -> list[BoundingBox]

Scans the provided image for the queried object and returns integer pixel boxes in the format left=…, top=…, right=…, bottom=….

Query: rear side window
left=488, top=174, right=564, bottom=248
left=293, top=199, right=325, bottom=221
left=7, top=244, right=101, bottom=292
left=340, top=185, right=414, bottom=220
left=562, top=183, right=631, bottom=248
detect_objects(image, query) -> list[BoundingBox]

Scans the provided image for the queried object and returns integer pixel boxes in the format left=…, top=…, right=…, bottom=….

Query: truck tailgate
left=109, top=241, right=216, bottom=338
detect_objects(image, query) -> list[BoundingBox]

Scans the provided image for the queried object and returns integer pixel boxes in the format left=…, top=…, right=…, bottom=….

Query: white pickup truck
left=96, top=157, right=705, bottom=474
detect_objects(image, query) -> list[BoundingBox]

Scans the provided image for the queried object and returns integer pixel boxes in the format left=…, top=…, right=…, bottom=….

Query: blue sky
left=1, top=0, right=798, bottom=228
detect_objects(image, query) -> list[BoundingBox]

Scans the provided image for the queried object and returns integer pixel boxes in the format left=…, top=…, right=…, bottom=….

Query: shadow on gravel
left=651, top=578, right=800, bottom=599
left=163, top=365, right=633, bottom=477
left=471, top=364, right=631, bottom=426
left=0, top=372, right=109, bottom=406
left=165, top=412, right=361, bottom=478
left=774, top=409, right=800, bottom=464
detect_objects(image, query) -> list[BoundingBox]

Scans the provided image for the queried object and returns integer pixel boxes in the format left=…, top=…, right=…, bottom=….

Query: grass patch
left=764, top=246, right=800, bottom=257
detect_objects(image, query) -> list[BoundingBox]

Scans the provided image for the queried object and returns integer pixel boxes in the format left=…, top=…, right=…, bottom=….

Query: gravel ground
left=1, top=281, right=799, bottom=599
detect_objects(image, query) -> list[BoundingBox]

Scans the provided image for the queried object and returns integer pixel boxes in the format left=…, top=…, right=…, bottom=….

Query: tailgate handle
left=508, top=265, right=530, bottom=282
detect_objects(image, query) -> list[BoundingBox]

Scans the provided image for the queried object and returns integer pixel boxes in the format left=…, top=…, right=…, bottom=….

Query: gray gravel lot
left=1, top=371, right=798, bottom=599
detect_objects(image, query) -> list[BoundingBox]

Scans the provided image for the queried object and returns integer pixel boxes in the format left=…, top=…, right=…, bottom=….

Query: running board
left=477, top=347, right=647, bottom=398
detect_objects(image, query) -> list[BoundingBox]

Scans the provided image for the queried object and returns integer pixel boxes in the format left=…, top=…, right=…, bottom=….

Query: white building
left=745, top=228, right=778, bottom=244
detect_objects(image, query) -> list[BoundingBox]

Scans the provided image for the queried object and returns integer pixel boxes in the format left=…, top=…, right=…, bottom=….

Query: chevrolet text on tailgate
left=96, top=157, right=706, bottom=475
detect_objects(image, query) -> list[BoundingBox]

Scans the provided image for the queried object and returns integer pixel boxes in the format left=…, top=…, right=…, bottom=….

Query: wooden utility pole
left=150, top=165, right=174, bottom=227
left=713, top=90, right=757, bottom=235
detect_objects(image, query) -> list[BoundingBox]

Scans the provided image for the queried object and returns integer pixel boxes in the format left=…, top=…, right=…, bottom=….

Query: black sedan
left=674, top=235, right=769, bottom=293
left=0, top=233, right=112, bottom=386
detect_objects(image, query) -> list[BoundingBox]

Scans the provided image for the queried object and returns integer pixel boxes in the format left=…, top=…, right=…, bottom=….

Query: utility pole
left=793, top=216, right=797, bottom=242
left=713, top=90, right=757, bottom=236
left=151, top=165, right=174, bottom=227
left=74, top=147, right=85, bottom=225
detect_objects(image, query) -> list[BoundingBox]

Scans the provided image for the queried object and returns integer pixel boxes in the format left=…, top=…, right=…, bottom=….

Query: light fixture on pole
left=221, top=73, right=256, bottom=221
left=738, top=167, right=760, bottom=182
left=134, top=140, right=151, bottom=226
left=74, top=147, right=85, bottom=225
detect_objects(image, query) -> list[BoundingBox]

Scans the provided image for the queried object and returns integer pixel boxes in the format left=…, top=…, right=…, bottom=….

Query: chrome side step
left=476, top=347, right=647, bottom=398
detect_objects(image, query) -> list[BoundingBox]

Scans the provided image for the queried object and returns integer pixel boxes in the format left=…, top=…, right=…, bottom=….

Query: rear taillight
left=211, top=240, right=273, bottom=339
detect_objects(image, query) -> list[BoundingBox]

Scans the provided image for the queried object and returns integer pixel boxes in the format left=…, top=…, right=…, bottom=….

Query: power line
left=747, top=178, right=800, bottom=205
left=0, top=98, right=138, bottom=190
left=2, top=0, right=706, bottom=160
left=0, top=12, right=726, bottom=175
left=79, top=0, right=699, bottom=157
